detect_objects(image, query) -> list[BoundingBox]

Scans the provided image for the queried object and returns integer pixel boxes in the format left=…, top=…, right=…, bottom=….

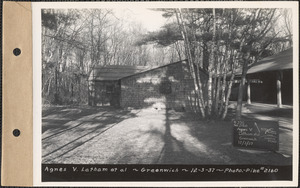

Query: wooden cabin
left=88, top=60, right=208, bottom=111
left=88, top=65, right=148, bottom=106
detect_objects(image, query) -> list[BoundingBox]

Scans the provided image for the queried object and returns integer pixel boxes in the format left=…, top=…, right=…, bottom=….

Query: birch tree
left=140, top=8, right=283, bottom=120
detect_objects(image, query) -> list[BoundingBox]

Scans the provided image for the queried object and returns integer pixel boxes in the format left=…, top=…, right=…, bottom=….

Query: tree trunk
left=221, top=72, right=235, bottom=120
left=236, top=52, right=250, bottom=120
left=207, top=8, right=216, bottom=117
left=195, top=60, right=206, bottom=112
left=175, top=9, right=206, bottom=118
left=221, top=56, right=234, bottom=119
left=54, top=66, right=59, bottom=103
left=214, top=54, right=222, bottom=115
left=219, top=50, right=230, bottom=116
left=174, top=42, right=182, bottom=61
left=78, top=76, right=81, bottom=103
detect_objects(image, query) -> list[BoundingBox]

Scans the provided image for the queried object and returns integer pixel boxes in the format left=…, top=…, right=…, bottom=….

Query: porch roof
left=247, top=48, right=293, bottom=74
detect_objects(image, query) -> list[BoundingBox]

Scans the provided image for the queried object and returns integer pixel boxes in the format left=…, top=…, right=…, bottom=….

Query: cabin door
left=95, top=81, right=120, bottom=107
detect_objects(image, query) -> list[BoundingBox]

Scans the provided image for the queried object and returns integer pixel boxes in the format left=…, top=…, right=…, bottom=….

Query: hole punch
left=13, top=129, right=20, bottom=137
left=13, top=48, right=21, bottom=56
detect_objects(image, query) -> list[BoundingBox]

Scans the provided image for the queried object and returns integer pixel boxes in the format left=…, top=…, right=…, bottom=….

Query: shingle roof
left=247, top=48, right=293, bottom=74
left=89, top=65, right=150, bottom=81
left=89, top=60, right=191, bottom=81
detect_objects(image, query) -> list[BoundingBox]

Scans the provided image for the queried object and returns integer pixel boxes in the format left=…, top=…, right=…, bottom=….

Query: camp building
left=231, top=48, right=293, bottom=107
left=88, top=60, right=208, bottom=111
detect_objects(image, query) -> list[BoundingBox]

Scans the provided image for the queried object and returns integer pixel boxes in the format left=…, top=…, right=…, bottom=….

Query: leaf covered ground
left=42, top=103, right=293, bottom=165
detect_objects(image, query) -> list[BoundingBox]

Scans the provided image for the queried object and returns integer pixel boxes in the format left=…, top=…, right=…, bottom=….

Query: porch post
left=88, top=80, right=95, bottom=106
left=277, top=71, right=283, bottom=108
left=247, top=80, right=251, bottom=104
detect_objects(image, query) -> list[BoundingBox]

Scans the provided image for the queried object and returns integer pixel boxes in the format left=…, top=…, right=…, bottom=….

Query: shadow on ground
left=149, top=108, right=292, bottom=165
left=42, top=106, right=139, bottom=163
left=42, top=103, right=292, bottom=165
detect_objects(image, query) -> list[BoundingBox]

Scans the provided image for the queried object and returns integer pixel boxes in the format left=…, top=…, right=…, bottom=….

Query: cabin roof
left=89, top=60, right=194, bottom=81
left=120, top=60, right=199, bottom=80
left=246, top=48, right=293, bottom=74
left=89, top=65, right=150, bottom=81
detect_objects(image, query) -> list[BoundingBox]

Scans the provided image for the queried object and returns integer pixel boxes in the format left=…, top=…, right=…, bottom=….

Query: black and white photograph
left=33, top=2, right=298, bottom=186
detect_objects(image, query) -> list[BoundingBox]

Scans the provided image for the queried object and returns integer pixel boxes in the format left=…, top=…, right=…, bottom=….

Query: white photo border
left=32, top=1, right=299, bottom=187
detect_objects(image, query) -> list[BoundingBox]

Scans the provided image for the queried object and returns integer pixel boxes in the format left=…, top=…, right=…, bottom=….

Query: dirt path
left=42, top=105, right=293, bottom=165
